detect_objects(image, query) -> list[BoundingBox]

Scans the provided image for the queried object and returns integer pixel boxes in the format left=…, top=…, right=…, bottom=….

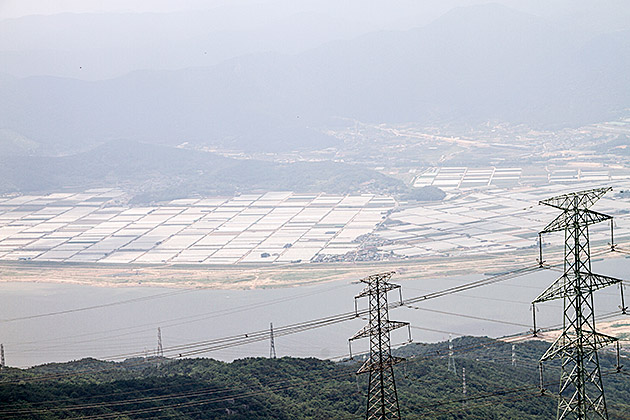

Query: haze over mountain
left=2, top=1, right=629, bottom=81
left=0, top=10, right=377, bottom=81
left=1, top=3, right=629, bottom=157
left=0, top=140, right=413, bottom=202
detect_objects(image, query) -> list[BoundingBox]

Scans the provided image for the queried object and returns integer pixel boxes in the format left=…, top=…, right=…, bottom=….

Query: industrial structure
left=533, top=187, right=627, bottom=420
left=462, top=367, right=467, bottom=406
left=448, top=334, right=456, bottom=374
left=157, top=328, right=164, bottom=358
left=511, top=343, right=516, bottom=368
left=270, top=322, right=277, bottom=359
left=349, top=272, right=411, bottom=420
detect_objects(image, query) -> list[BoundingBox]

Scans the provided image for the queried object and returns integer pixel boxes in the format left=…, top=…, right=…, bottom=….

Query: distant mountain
left=0, top=4, right=629, bottom=154
left=0, top=9, right=377, bottom=80
left=0, top=129, right=41, bottom=156
left=0, top=140, right=406, bottom=201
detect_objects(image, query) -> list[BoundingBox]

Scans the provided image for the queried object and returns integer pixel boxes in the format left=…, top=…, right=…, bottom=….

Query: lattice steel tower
left=269, top=322, right=277, bottom=359
left=349, top=272, right=410, bottom=420
left=157, top=328, right=163, bottom=358
left=533, top=187, right=626, bottom=420
left=448, top=334, right=456, bottom=374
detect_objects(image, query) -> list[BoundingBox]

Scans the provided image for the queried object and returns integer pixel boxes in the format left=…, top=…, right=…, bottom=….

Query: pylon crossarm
left=542, top=209, right=611, bottom=233
left=591, top=331, right=618, bottom=350
left=540, top=332, right=572, bottom=362
left=586, top=209, right=614, bottom=225
left=355, top=281, right=400, bottom=299
left=585, top=273, right=623, bottom=292
left=541, top=331, right=618, bottom=363
left=534, top=272, right=622, bottom=303
left=533, top=274, right=569, bottom=303
left=389, top=355, right=406, bottom=368
left=359, top=271, right=396, bottom=285
left=539, top=187, right=611, bottom=210
left=357, top=355, right=405, bottom=374
left=541, top=211, right=570, bottom=233
left=350, top=321, right=409, bottom=341
left=381, top=320, right=409, bottom=335
left=350, top=326, right=371, bottom=341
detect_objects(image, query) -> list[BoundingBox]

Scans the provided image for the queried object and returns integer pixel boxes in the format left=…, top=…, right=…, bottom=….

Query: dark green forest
left=1, top=337, right=629, bottom=419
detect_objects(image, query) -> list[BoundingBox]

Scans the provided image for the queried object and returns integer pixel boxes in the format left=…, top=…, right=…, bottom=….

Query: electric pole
left=511, top=343, right=516, bottom=368
left=1, top=344, right=4, bottom=369
left=157, top=328, right=163, bottom=358
left=349, top=271, right=411, bottom=420
left=462, top=367, right=467, bottom=406
left=270, top=322, right=277, bottom=359
left=533, top=187, right=627, bottom=420
left=448, top=335, right=456, bottom=374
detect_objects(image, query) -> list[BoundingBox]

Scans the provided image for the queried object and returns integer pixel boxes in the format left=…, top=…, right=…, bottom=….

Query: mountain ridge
left=1, top=4, right=628, bottom=154
left=1, top=336, right=628, bottom=419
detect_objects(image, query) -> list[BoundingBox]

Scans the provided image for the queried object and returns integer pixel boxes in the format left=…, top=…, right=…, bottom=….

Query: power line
left=6, top=337, right=602, bottom=420
left=3, top=256, right=626, bottom=385
left=4, top=243, right=618, bottom=356
left=2, top=304, right=624, bottom=387
left=0, top=263, right=588, bottom=384
left=403, top=304, right=532, bottom=328
left=0, top=367, right=359, bottom=417
left=5, top=281, right=352, bottom=350
left=412, top=369, right=623, bottom=414
left=0, top=289, right=194, bottom=323
left=2, top=328, right=623, bottom=417
left=5, top=319, right=627, bottom=420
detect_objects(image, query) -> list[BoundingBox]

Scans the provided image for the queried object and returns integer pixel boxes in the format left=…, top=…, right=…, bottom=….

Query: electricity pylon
left=269, top=322, right=277, bottom=359
left=0, top=344, right=4, bottom=369
left=533, top=187, right=626, bottom=420
left=462, top=367, right=467, bottom=406
left=349, top=272, right=411, bottom=420
left=157, top=327, right=164, bottom=357
left=448, top=335, right=456, bottom=374
left=511, top=343, right=516, bottom=368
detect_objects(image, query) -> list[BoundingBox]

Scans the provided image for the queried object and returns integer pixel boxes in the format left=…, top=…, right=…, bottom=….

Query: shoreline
left=0, top=246, right=598, bottom=290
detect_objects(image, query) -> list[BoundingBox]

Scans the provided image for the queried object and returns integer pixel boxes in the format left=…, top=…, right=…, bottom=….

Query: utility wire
left=0, top=289, right=195, bottom=323
left=1, top=254, right=626, bottom=384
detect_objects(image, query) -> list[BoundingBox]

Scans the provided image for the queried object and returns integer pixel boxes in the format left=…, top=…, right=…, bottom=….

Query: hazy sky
left=3, top=1, right=629, bottom=33
left=0, top=0, right=595, bottom=21
left=0, top=0, right=228, bottom=18
left=0, top=0, right=490, bottom=39
left=0, top=0, right=500, bottom=31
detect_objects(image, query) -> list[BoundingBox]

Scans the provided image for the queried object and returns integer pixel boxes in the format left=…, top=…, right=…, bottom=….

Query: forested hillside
left=0, top=140, right=412, bottom=202
left=1, top=337, right=628, bottom=419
